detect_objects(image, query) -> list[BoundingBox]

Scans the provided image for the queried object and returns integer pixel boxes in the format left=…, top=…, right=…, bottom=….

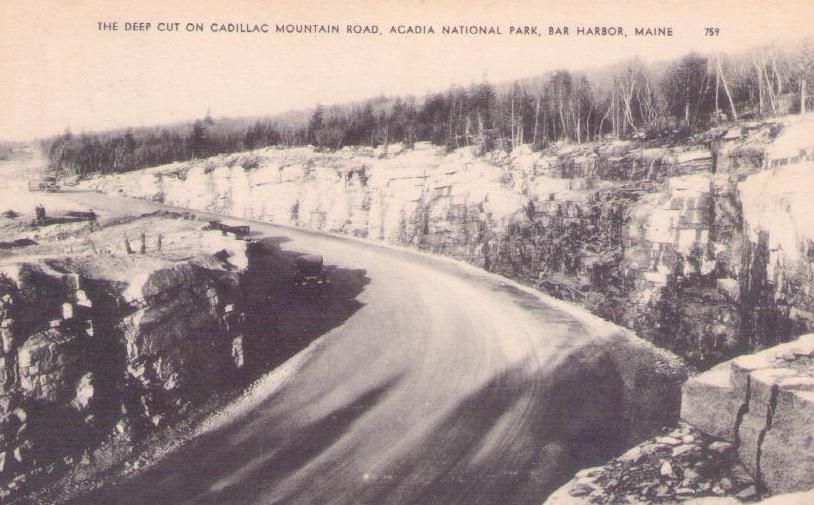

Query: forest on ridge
left=41, top=39, right=814, bottom=176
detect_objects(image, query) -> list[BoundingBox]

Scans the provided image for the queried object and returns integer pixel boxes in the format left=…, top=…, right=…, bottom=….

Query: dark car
left=293, top=254, right=330, bottom=292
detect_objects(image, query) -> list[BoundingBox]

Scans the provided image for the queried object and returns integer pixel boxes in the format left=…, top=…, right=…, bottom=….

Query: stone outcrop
left=544, top=333, right=814, bottom=505
left=0, top=215, right=249, bottom=495
left=81, top=116, right=814, bottom=368
left=0, top=261, right=95, bottom=483
left=682, top=333, right=814, bottom=495
left=119, top=259, right=242, bottom=427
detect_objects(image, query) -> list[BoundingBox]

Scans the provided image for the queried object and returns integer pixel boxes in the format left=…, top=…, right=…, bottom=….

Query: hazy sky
left=2, top=0, right=812, bottom=141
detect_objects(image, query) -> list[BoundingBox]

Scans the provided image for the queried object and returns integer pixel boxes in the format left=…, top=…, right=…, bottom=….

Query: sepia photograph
left=1, top=0, right=814, bottom=503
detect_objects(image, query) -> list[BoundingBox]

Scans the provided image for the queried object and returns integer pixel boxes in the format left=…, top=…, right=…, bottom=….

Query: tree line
left=42, top=39, right=814, bottom=177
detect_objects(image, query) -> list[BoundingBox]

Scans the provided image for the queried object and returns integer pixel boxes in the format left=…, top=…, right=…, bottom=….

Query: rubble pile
left=547, top=424, right=757, bottom=504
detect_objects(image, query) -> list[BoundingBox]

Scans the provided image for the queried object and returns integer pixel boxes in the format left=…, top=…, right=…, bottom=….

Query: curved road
left=50, top=191, right=676, bottom=505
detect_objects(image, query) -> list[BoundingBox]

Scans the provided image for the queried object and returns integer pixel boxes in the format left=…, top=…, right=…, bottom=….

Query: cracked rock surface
left=78, top=118, right=814, bottom=370
left=0, top=212, right=248, bottom=499
left=681, top=333, right=814, bottom=495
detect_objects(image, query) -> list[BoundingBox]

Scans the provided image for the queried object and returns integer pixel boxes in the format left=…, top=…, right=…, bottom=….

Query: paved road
left=50, top=190, right=673, bottom=505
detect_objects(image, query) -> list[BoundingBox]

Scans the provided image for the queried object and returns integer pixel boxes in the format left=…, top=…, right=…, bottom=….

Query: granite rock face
left=682, top=333, right=814, bottom=495
left=83, top=116, right=814, bottom=367
left=546, top=334, right=814, bottom=505
left=119, top=260, right=242, bottom=426
left=0, top=216, right=248, bottom=491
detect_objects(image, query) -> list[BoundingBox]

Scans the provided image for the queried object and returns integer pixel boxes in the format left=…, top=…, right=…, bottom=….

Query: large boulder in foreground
left=545, top=335, right=814, bottom=505
left=682, top=334, right=814, bottom=495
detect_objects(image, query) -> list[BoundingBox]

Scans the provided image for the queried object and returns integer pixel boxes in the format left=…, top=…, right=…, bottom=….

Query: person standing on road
left=35, top=204, right=46, bottom=225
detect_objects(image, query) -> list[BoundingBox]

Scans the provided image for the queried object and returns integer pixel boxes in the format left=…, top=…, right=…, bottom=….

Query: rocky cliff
left=81, top=115, right=814, bottom=368
left=0, top=213, right=250, bottom=497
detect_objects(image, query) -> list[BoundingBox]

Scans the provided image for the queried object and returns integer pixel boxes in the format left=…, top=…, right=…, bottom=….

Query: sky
left=1, top=0, right=813, bottom=141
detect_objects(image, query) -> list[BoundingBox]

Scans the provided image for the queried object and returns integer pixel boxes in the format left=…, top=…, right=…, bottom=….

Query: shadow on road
left=74, top=374, right=403, bottom=505
left=61, top=235, right=373, bottom=505
left=344, top=344, right=627, bottom=505
left=238, top=236, right=370, bottom=379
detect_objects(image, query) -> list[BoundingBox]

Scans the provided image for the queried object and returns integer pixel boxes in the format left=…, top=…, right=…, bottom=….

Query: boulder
left=681, top=334, right=814, bottom=494
left=681, top=363, right=741, bottom=439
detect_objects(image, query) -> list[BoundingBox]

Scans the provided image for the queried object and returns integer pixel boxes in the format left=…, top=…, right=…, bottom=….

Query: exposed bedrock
left=0, top=216, right=256, bottom=491
left=682, top=333, right=814, bottom=495
left=0, top=263, right=239, bottom=480
left=0, top=208, right=373, bottom=497
left=545, top=334, right=814, bottom=504
left=83, top=116, right=814, bottom=368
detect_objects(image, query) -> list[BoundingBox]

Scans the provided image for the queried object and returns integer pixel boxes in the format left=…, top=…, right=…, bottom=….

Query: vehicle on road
left=28, top=175, right=60, bottom=192
left=206, top=220, right=252, bottom=237
left=293, top=254, right=330, bottom=294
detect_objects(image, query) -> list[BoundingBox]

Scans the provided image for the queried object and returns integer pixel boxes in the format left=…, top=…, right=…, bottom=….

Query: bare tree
left=716, top=54, right=739, bottom=120
left=793, top=38, right=814, bottom=115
